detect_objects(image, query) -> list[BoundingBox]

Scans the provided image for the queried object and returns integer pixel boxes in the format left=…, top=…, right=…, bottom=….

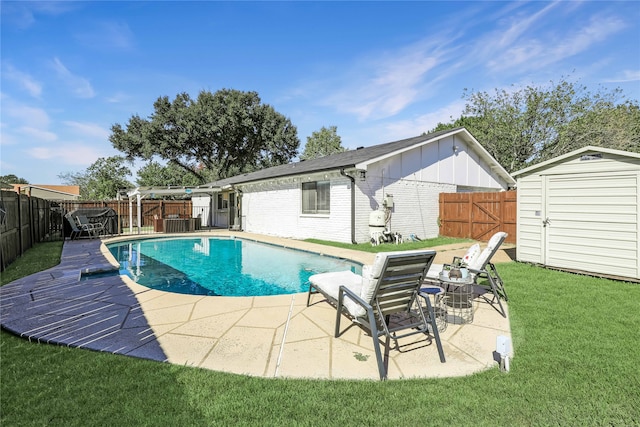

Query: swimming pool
left=107, top=237, right=361, bottom=297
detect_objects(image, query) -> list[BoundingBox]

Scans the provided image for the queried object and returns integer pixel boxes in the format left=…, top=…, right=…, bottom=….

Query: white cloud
left=105, top=91, right=130, bottom=103
left=1, top=1, right=78, bottom=29
left=604, top=69, right=640, bottom=83
left=2, top=64, right=42, bottom=98
left=63, top=121, right=110, bottom=140
left=76, top=21, right=135, bottom=50
left=26, top=143, right=107, bottom=166
left=5, top=103, right=51, bottom=129
left=17, top=126, right=57, bottom=142
left=316, top=36, right=457, bottom=122
left=0, top=128, right=17, bottom=146
left=485, top=7, right=625, bottom=73
left=383, top=99, right=467, bottom=139
left=51, top=57, right=96, bottom=98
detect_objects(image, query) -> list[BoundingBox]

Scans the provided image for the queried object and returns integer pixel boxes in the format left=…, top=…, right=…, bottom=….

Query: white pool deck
left=0, top=231, right=513, bottom=381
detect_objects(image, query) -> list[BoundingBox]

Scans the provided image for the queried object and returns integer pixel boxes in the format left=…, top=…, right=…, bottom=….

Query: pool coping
left=0, top=231, right=513, bottom=381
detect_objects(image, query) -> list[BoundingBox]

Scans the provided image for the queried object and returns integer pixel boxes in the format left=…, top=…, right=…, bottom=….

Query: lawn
left=1, top=240, right=639, bottom=426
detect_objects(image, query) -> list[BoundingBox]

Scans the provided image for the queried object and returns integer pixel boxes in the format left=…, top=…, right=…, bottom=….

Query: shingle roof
left=214, top=127, right=463, bottom=187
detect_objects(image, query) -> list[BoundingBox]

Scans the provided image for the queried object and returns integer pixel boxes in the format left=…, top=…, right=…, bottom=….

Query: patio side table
left=438, top=273, right=475, bottom=324
left=420, top=284, right=447, bottom=332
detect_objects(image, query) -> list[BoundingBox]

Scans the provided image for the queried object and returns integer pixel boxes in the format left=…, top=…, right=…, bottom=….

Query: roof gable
left=512, top=146, right=640, bottom=177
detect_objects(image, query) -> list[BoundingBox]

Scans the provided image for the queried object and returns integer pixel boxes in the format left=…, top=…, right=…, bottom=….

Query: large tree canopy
left=432, top=77, right=640, bottom=173
left=300, top=126, right=346, bottom=160
left=58, top=156, right=133, bottom=200
left=110, top=89, right=300, bottom=183
left=136, top=161, right=206, bottom=187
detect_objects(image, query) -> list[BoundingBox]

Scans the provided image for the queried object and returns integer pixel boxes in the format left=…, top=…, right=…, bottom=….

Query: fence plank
left=439, top=191, right=516, bottom=243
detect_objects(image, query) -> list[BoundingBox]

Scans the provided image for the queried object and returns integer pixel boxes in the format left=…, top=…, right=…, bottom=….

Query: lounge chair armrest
left=338, top=285, right=373, bottom=314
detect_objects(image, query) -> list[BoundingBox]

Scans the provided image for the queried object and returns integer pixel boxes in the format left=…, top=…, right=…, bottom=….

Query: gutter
left=340, top=168, right=357, bottom=244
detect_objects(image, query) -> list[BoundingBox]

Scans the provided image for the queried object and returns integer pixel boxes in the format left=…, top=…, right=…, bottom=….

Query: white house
left=214, top=127, right=515, bottom=244
left=512, top=146, right=640, bottom=281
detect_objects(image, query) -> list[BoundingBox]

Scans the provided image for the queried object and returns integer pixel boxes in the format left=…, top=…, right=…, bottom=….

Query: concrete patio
left=0, top=232, right=513, bottom=380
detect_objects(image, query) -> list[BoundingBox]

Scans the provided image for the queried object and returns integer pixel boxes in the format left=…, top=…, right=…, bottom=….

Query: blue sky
left=2, top=1, right=639, bottom=185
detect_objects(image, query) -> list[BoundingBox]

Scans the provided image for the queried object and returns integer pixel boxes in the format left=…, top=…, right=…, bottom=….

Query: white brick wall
left=240, top=177, right=354, bottom=243
left=354, top=174, right=455, bottom=243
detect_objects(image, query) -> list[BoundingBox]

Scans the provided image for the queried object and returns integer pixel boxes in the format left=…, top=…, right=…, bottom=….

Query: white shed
left=512, top=146, right=640, bottom=281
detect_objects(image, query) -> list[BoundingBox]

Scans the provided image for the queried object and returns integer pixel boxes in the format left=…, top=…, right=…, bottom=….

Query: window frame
left=301, top=180, right=330, bottom=215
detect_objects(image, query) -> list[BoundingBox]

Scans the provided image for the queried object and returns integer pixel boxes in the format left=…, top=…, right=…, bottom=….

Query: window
left=302, top=181, right=330, bottom=214
left=217, top=193, right=229, bottom=209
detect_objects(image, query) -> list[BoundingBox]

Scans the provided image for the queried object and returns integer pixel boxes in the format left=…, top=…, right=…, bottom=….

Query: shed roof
left=214, top=127, right=514, bottom=187
left=512, top=146, right=640, bottom=177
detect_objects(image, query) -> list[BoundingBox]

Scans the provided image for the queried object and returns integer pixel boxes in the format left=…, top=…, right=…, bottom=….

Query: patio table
left=437, top=273, right=475, bottom=324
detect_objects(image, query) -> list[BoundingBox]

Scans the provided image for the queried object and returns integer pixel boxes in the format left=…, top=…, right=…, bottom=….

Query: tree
left=0, top=174, right=29, bottom=185
left=300, top=126, right=346, bottom=160
left=109, top=89, right=300, bottom=183
left=58, top=156, right=133, bottom=200
left=136, top=161, right=207, bottom=187
left=543, top=99, right=640, bottom=162
left=431, top=77, right=640, bottom=172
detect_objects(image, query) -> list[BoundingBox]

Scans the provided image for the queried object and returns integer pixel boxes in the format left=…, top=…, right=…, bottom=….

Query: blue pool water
left=107, top=237, right=361, bottom=297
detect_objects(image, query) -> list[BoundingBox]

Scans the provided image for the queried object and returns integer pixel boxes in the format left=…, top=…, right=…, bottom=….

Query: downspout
left=340, top=168, right=357, bottom=244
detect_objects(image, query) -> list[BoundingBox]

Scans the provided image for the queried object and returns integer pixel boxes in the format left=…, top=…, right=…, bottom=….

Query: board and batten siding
left=373, top=134, right=510, bottom=190
left=515, top=149, right=640, bottom=280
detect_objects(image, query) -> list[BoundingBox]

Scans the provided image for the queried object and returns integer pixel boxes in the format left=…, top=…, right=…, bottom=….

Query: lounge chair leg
left=484, top=275, right=507, bottom=318
left=423, top=296, right=446, bottom=363
left=306, top=283, right=316, bottom=307
left=367, top=310, right=387, bottom=380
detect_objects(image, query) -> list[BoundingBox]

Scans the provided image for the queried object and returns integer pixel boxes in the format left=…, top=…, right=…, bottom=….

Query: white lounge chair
left=427, top=231, right=509, bottom=317
left=307, top=249, right=445, bottom=380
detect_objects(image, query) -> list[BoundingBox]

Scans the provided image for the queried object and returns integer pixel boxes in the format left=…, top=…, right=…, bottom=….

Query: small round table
left=419, top=285, right=447, bottom=332
left=438, top=273, right=475, bottom=324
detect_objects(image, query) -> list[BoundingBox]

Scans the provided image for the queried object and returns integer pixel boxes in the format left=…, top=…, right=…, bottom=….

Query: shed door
left=544, top=172, right=639, bottom=279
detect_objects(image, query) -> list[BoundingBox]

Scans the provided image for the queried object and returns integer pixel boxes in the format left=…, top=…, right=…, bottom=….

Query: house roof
left=11, top=184, right=80, bottom=197
left=214, top=127, right=515, bottom=187
left=511, top=145, right=640, bottom=177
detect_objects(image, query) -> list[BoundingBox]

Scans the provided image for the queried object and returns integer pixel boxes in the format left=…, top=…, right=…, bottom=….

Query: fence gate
left=439, top=191, right=516, bottom=243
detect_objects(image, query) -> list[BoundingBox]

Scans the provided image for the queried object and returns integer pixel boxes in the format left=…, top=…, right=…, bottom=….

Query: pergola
left=120, top=185, right=221, bottom=234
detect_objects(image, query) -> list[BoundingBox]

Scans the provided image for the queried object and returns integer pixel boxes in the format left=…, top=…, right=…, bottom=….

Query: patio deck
left=0, top=232, right=513, bottom=380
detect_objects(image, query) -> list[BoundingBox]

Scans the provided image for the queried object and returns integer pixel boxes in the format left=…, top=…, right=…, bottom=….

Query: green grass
left=0, top=241, right=63, bottom=284
left=2, top=241, right=639, bottom=426
left=305, top=236, right=472, bottom=253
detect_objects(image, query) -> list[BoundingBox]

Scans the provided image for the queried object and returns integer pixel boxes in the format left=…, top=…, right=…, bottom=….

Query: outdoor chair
left=307, top=250, right=445, bottom=380
left=427, top=231, right=509, bottom=317
left=76, top=214, right=105, bottom=236
left=64, top=213, right=97, bottom=239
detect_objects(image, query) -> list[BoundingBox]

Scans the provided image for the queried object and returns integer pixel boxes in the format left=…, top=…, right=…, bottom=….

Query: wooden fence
left=439, top=191, right=517, bottom=243
left=0, top=194, right=195, bottom=271
left=56, top=199, right=193, bottom=231
left=0, top=190, right=55, bottom=271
